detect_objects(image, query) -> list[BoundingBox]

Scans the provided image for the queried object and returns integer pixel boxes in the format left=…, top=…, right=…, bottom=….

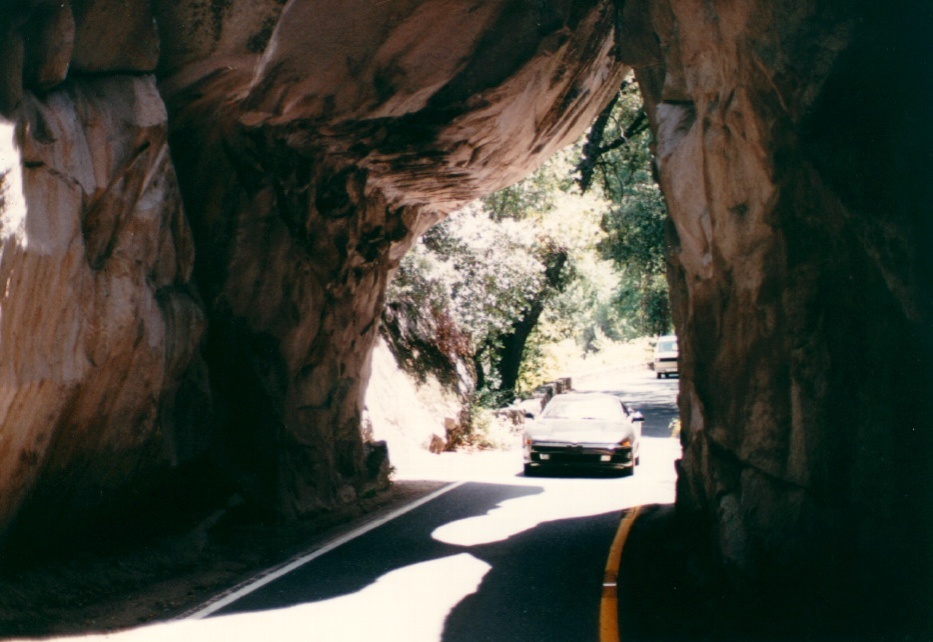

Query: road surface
left=57, top=368, right=680, bottom=642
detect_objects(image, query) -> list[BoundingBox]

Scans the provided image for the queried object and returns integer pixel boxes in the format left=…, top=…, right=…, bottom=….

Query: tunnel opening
left=0, top=1, right=930, bottom=637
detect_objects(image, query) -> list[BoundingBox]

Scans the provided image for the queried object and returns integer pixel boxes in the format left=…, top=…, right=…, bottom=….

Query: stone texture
left=621, top=0, right=933, bottom=625
left=21, top=1, right=75, bottom=92
left=71, top=0, right=161, bottom=73
left=0, top=0, right=629, bottom=545
left=365, top=338, right=465, bottom=463
left=2, top=3, right=926, bottom=627
left=0, top=76, right=204, bottom=549
left=151, top=0, right=290, bottom=74
left=1, top=0, right=160, bottom=111
left=153, top=0, right=628, bottom=518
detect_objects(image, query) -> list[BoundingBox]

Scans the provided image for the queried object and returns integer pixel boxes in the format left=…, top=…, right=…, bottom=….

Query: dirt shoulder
left=0, top=480, right=447, bottom=640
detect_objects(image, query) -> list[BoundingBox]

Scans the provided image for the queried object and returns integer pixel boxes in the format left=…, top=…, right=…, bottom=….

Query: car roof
left=540, top=393, right=626, bottom=420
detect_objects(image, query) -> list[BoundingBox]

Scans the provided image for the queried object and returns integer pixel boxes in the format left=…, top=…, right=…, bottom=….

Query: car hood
left=527, top=418, right=633, bottom=444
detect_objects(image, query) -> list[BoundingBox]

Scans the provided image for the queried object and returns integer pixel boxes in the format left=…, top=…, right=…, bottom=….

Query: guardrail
left=497, top=376, right=573, bottom=423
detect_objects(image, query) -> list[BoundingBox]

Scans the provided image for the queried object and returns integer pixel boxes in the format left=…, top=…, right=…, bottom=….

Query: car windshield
left=541, top=397, right=623, bottom=422
left=657, top=340, right=677, bottom=352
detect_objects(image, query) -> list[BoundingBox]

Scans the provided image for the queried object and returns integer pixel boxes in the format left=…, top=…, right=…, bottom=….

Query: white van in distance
left=653, top=334, right=679, bottom=378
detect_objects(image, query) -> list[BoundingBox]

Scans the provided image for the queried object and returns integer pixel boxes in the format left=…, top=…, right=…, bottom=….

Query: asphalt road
left=62, top=367, right=680, bottom=642
left=210, top=481, right=624, bottom=641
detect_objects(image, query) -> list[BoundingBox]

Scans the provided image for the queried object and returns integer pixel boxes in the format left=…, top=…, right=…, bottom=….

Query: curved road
left=64, top=368, right=680, bottom=642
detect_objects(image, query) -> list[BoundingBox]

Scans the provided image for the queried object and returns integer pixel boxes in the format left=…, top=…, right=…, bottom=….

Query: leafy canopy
left=387, top=72, right=672, bottom=401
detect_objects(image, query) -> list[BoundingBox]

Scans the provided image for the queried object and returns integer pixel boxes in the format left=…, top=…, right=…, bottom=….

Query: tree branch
left=577, top=98, right=649, bottom=193
left=577, top=91, right=621, bottom=193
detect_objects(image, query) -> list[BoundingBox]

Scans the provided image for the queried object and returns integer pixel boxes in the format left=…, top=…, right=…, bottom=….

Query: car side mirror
left=631, top=411, right=644, bottom=422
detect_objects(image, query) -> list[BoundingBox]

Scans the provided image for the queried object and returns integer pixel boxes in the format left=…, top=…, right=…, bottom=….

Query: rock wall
left=620, top=0, right=933, bottom=629
left=0, top=5, right=205, bottom=555
left=153, top=0, right=627, bottom=518
left=3, top=3, right=928, bottom=626
left=0, top=0, right=627, bottom=550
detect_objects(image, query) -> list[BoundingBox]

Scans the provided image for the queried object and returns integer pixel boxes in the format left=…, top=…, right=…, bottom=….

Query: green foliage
left=600, top=182, right=667, bottom=276
left=449, top=404, right=515, bottom=451
left=578, top=76, right=651, bottom=196
left=388, top=149, right=620, bottom=403
left=612, top=271, right=671, bottom=338
left=483, top=150, right=577, bottom=221
left=579, top=73, right=673, bottom=336
left=598, top=181, right=670, bottom=337
left=388, top=202, right=545, bottom=399
left=417, top=203, right=546, bottom=353
left=386, top=72, right=672, bottom=417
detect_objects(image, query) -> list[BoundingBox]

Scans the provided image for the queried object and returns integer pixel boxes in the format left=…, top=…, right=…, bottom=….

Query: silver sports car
left=522, top=392, right=643, bottom=476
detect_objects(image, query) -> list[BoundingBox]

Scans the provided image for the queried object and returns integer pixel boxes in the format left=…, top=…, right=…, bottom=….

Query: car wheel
left=656, top=372, right=662, bottom=379
left=523, top=464, right=537, bottom=477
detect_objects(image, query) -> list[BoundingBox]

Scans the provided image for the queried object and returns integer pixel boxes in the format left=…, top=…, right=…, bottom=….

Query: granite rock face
left=620, top=0, right=933, bottom=627
left=0, top=76, right=203, bottom=549
left=0, top=0, right=627, bottom=545
left=1, top=1, right=929, bottom=624
left=154, top=0, right=627, bottom=517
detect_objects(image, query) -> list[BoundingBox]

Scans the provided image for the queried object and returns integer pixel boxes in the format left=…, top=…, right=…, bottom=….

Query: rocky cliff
left=0, top=4, right=205, bottom=556
left=620, top=0, right=932, bottom=630
left=0, top=0, right=626, bottom=554
left=0, top=1, right=930, bottom=630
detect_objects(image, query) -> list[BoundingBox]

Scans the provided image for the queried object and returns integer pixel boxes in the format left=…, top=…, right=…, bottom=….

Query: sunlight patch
left=0, top=120, right=27, bottom=246
left=54, top=554, right=490, bottom=642
left=431, top=483, right=640, bottom=546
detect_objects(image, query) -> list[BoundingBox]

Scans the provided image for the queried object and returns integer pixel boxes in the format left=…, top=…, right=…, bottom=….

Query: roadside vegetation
left=383, top=73, right=670, bottom=440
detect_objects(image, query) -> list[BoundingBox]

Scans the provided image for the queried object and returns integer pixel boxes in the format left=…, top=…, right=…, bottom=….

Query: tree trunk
left=495, top=249, right=568, bottom=396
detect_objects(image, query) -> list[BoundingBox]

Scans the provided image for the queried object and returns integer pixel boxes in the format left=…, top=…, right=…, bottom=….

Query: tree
left=577, top=73, right=672, bottom=336
left=577, top=77, right=650, bottom=195
left=387, top=149, right=618, bottom=404
left=494, top=242, right=569, bottom=396
left=388, top=202, right=547, bottom=400
left=386, top=73, right=671, bottom=408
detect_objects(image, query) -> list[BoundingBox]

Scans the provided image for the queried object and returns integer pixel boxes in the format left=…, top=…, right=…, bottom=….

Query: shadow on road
left=203, top=481, right=630, bottom=642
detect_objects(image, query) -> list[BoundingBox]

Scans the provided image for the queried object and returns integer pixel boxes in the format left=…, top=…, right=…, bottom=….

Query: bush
left=453, top=404, right=517, bottom=451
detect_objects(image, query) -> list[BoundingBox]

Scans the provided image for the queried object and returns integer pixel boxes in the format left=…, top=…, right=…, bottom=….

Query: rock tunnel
left=0, top=0, right=930, bottom=629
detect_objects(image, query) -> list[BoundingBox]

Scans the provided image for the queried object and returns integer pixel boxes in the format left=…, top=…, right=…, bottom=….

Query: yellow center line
left=599, top=505, right=641, bottom=642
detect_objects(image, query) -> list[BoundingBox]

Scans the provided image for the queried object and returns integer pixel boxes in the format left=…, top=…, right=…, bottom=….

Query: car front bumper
left=524, top=443, right=634, bottom=469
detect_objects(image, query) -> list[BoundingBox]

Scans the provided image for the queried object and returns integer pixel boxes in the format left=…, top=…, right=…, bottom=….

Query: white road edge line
left=180, top=480, right=467, bottom=621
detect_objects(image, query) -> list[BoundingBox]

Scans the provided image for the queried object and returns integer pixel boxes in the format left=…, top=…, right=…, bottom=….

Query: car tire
left=656, top=372, right=662, bottom=379
left=523, top=464, right=537, bottom=477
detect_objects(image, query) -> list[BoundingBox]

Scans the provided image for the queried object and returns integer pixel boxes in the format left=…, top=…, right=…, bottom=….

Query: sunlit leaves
left=579, top=73, right=672, bottom=336
left=387, top=73, right=672, bottom=402
left=430, top=204, right=546, bottom=351
left=599, top=181, right=667, bottom=277
left=390, top=203, right=543, bottom=355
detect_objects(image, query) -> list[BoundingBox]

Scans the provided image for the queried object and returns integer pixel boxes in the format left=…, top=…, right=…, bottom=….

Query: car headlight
left=618, top=438, right=632, bottom=448
left=523, top=435, right=534, bottom=446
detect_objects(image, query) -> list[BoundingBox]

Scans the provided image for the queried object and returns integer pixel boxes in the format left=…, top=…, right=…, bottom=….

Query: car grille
left=531, top=444, right=630, bottom=465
